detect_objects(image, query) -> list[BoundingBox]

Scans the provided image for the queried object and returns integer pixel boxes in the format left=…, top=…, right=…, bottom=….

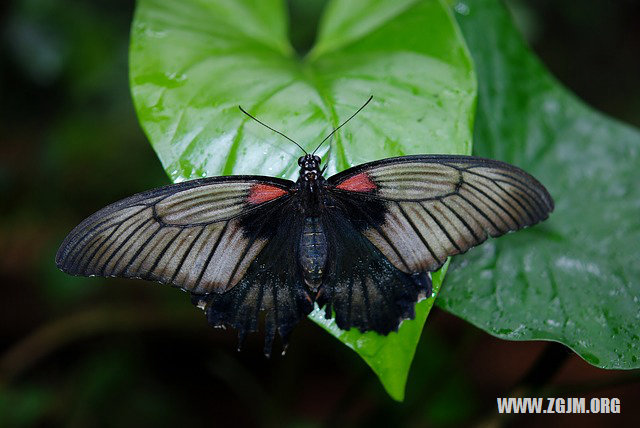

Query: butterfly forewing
left=56, top=176, right=293, bottom=294
left=327, top=155, right=554, bottom=274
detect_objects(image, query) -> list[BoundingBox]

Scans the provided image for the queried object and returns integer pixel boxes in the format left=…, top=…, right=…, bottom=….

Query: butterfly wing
left=193, top=204, right=313, bottom=356
left=57, top=176, right=313, bottom=353
left=321, top=154, right=554, bottom=332
left=317, top=206, right=431, bottom=334
left=57, top=176, right=291, bottom=292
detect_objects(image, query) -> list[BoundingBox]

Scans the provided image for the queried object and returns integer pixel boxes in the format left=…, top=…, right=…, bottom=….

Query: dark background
left=1, top=0, right=639, bottom=426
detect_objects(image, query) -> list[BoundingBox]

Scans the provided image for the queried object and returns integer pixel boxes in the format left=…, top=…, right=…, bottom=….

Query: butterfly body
left=57, top=153, right=553, bottom=356
left=299, top=216, right=327, bottom=291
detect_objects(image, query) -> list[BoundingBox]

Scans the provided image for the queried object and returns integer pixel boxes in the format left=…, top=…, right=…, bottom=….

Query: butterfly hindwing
left=326, top=155, right=554, bottom=275
left=191, top=199, right=314, bottom=356
left=318, top=201, right=432, bottom=333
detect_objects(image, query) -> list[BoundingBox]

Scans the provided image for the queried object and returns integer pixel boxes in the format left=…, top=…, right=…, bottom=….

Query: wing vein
left=463, top=181, right=518, bottom=227
left=467, top=178, right=526, bottom=227
left=395, top=202, right=441, bottom=266
left=440, top=199, right=481, bottom=242
left=148, top=228, right=182, bottom=278
left=466, top=168, right=548, bottom=214
left=491, top=180, right=537, bottom=223
left=491, top=177, right=546, bottom=217
left=456, top=193, right=501, bottom=232
left=170, top=227, right=207, bottom=284
left=74, top=225, right=117, bottom=273
left=101, top=217, right=154, bottom=276
left=124, top=225, right=163, bottom=275
left=68, top=206, right=146, bottom=270
left=421, top=202, right=463, bottom=253
left=195, top=221, right=230, bottom=291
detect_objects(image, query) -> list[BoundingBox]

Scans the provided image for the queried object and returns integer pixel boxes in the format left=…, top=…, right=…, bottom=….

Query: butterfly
left=56, top=98, right=554, bottom=356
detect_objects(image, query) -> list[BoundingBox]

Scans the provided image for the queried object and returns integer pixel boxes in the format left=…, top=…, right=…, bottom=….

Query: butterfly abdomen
left=299, top=216, right=327, bottom=291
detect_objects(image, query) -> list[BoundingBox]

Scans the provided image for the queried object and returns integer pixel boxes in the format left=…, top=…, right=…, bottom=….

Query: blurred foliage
left=1, top=0, right=640, bottom=427
left=505, top=0, right=640, bottom=129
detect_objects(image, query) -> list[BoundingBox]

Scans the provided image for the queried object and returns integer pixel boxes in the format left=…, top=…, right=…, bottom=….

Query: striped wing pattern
left=56, top=177, right=293, bottom=294
left=328, top=155, right=554, bottom=274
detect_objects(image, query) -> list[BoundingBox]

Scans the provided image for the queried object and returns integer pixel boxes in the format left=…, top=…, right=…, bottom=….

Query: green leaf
left=313, top=261, right=449, bottom=401
left=438, top=0, right=640, bottom=369
left=130, top=0, right=475, bottom=399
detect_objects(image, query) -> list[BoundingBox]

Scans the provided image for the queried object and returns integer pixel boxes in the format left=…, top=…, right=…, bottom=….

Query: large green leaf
left=130, top=0, right=476, bottom=400
left=438, top=0, right=640, bottom=369
left=313, top=261, right=449, bottom=401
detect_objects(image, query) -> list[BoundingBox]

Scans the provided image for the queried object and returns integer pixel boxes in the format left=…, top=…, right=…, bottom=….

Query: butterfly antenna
left=312, top=95, right=373, bottom=155
left=239, top=106, right=307, bottom=155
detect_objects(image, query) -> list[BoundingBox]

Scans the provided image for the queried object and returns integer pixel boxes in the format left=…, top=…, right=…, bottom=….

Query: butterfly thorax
left=296, top=154, right=326, bottom=215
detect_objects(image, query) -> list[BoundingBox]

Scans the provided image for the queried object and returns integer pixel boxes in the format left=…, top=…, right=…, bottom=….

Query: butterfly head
left=298, top=154, right=322, bottom=182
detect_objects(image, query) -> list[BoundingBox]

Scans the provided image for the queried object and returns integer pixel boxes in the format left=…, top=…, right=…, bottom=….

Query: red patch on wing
left=248, top=183, right=287, bottom=204
left=336, top=173, right=377, bottom=192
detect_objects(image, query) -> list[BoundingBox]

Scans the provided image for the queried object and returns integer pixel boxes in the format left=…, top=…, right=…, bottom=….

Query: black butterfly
left=56, top=99, right=553, bottom=356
